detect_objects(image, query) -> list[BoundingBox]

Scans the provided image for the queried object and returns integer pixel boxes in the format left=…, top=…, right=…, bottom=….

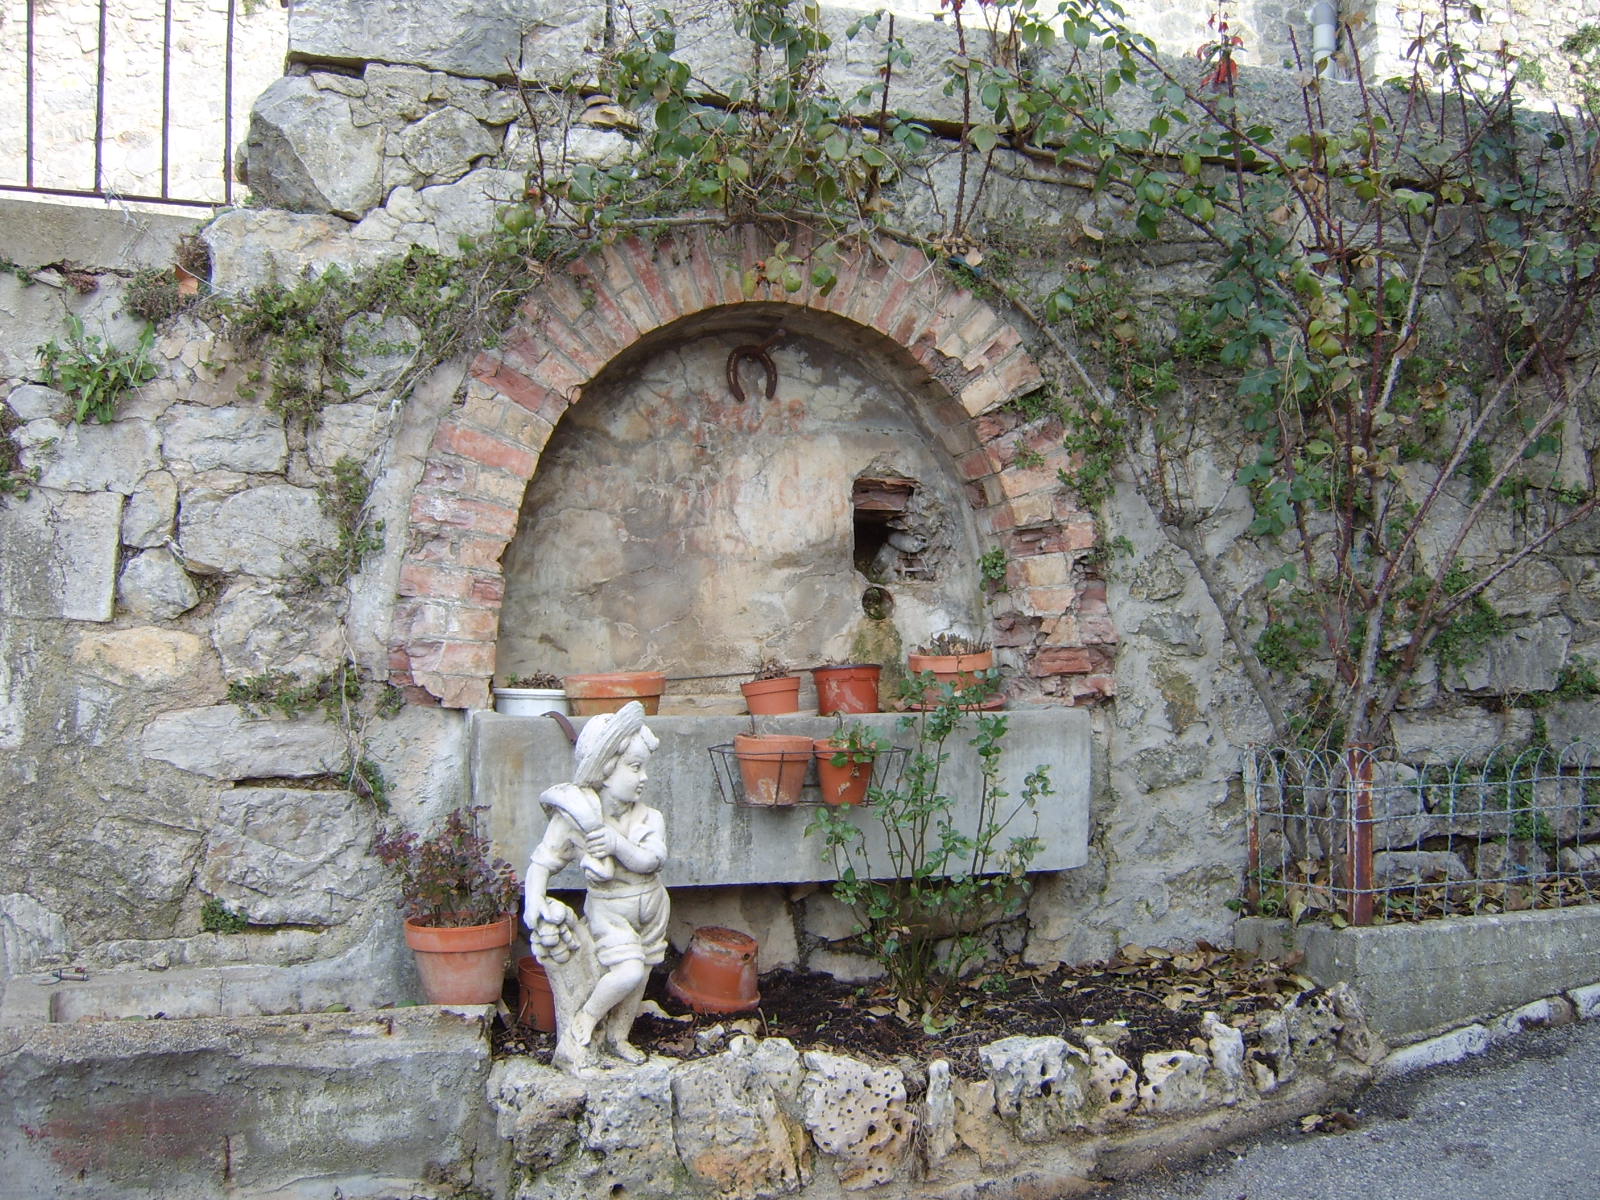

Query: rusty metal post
left=1243, top=751, right=1261, bottom=910
left=1345, top=745, right=1375, bottom=925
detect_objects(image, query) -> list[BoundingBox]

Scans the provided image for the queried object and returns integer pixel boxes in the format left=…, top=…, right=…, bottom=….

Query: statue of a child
left=523, top=700, right=668, bottom=1067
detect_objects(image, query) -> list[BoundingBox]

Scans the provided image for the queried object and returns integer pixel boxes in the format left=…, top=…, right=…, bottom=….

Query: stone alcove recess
left=387, top=226, right=1117, bottom=710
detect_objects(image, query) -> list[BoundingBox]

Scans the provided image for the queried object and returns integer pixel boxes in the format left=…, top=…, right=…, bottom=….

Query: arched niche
left=494, top=305, right=992, bottom=708
left=387, top=227, right=1114, bottom=710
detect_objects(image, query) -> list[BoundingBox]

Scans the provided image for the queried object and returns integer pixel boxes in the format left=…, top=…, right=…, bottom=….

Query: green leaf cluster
left=37, top=315, right=158, bottom=424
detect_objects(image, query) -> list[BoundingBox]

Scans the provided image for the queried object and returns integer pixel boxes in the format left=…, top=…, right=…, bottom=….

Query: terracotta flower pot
left=563, top=671, right=667, bottom=716
left=403, top=913, right=513, bottom=1006
left=907, top=649, right=996, bottom=704
left=812, top=664, right=881, bottom=716
left=733, top=732, right=813, bottom=806
left=740, top=675, right=801, bottom=715
left=667, top=926, right=761, bottom=1014
left=516, top=954, right=557, bottom=1032
left=814, top=738, right=874, bottom=806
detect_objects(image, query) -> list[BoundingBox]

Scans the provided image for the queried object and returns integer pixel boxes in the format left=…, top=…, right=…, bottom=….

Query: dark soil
left=494, top=943, right=1313, bottom=1079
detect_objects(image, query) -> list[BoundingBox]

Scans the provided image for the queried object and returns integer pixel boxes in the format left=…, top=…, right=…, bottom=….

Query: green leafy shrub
left=808, top=679, right=1050, bottom=1024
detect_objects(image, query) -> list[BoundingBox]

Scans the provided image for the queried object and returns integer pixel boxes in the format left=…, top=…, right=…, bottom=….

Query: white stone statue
left=523, top=700, right=668, bottom=1071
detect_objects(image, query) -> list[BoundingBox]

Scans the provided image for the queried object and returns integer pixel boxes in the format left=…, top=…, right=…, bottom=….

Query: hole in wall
left=852, top=474, right=935, bottom=580
left=861, top=585, right=893, bottom=620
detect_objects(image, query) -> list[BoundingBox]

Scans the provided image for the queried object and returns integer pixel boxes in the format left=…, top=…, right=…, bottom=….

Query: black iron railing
left=2, top=0, right=280, bottom=208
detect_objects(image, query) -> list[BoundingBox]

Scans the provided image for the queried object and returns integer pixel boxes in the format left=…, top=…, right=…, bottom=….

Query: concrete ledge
left=0, top=196, right=204, bottom=271
left=1237, top=906, right=1600, bottom=1042
left=476, top=709, right=1090, bottom=888
left=0, top=1006, right=501, bottom=1199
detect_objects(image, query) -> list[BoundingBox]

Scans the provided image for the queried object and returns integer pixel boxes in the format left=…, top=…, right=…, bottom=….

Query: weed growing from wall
left=0, top=407, right=38, bottom=504
left=36, top=315, right=158, bottom=423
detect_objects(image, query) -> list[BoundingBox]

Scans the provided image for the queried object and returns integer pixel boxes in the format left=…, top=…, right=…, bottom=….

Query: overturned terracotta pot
left=667, top=925, right=761, bottom=1014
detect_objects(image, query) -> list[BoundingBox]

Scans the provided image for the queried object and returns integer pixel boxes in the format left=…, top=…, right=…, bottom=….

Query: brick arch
left=389, top=226, right=1114, bottom=709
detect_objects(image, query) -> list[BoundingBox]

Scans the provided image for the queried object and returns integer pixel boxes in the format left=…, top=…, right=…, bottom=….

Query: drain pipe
left=1310, top=0, right=1339, bottom=76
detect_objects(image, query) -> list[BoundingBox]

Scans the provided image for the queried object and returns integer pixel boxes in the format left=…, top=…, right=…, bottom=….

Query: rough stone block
left=117, top=549, right=200, bottom=620
left=71, top=627, right=215, bottom=693
left=243, top=75, right=385, bottom=218
left=177, top=483, right=336, bottom=577
left=1446, top=616, right=1573, bottom=695
left=4, top=383, right=67, bottom=421
left=0, top=489, right=122, bottom=621
left=199, top=787, right=385, bottom=926
left=210, top=581, right=346, bottom=679
left=291, top=0, right=526, bottom=78
left=397, top=107, right=501, bottom=182
left=29, top=417, right=161, bottom=494
left=204, top=208, right=392, bottom=293
left=161, top=404, right=287, bottom=473
left=142, top=705, right=349, bottom=780
left=0, top=1007, right=496, bottom=1198
left=121, top=470, right=178, bottom=547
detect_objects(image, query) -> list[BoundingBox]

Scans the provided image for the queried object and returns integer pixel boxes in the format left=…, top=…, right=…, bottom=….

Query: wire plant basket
left=708, top=742, right=907, bottom=807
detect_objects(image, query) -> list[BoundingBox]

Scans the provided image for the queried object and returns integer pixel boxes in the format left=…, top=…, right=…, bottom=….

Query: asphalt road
left=1098, top=1017, right=1600, bottom=1200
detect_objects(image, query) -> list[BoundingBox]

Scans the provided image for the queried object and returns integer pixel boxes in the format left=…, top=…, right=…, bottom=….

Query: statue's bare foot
left=569, top=1009, right=599, bottom=1047
left=608, top=1037, right=647, bottom=1064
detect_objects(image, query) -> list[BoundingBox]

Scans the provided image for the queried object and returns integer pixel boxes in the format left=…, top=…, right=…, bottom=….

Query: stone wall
left=0, top=0, right=1598, bottom=1008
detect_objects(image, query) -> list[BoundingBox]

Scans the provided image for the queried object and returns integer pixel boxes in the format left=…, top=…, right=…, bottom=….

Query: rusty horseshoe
left=726, top=329, right=785, bottom=403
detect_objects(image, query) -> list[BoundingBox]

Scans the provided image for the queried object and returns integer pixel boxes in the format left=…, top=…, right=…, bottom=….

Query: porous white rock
left=921, top=1059, right=959, bottom=1167
left=1201, top=1011, right=1245, bottom=1081
left=979, top=1035, right=1092, bottom=1142
left=1080, top=1033, right=1139, bottom=1120
left=670, top=1053, right=806, bottom=1200
left=801, top=1049, right=914, bottom=1189
left=487, top=1058, right=586, bottom=1171
left=1138, top=1049, right=1210, bottom=1114
left=574, top=1064, right=679, bottom=1197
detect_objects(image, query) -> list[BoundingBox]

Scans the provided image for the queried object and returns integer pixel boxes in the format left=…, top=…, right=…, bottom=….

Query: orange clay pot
left=563, top=671, right=667, bottom=716
left=516, top=954, right=557, bottom=1032
left=811, top=664, right=881, bottom=715
left=814, top=737, right=875, bottom=806
left=733, top=732, right=813, bottom=806
left=740, top=675, right=801, bottom=715
left=667, top=926, right=761, bottom=1014
left=402, top=914, right=513, bottom=1006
